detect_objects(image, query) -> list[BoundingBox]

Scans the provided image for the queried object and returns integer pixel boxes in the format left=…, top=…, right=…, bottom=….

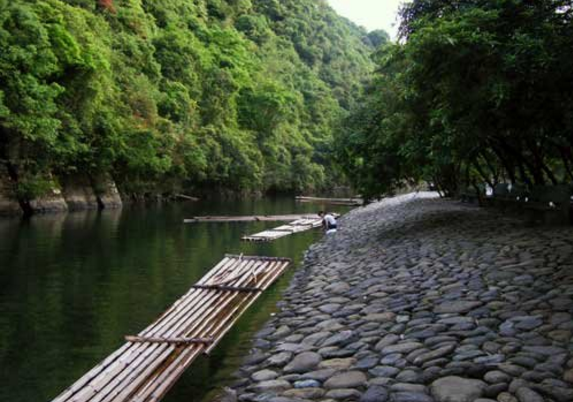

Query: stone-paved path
left=228, top=193, right=573, bottom=402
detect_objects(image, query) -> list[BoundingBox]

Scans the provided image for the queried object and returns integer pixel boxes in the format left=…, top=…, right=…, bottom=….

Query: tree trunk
left=4, top=160, right=33, bottom=217
left=489, top=143, right=517, bottom=184
left=481, top=151, right=501, bottom=185
left=473, top=158, right=493, bottom=188
left=526, top=139, right=557, bottom=185
left=496, top=138, right=539, bottom=185
left=560, top=148, right=573, bottom=182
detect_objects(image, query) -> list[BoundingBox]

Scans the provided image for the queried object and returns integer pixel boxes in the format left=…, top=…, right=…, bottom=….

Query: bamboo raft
left=51, top=254, right=291, bottom=402
left=295, top=196, right=362, bottom=206
left=183, top=214, right=321, bottom=223
left=241, top=217, right=325, bottom=242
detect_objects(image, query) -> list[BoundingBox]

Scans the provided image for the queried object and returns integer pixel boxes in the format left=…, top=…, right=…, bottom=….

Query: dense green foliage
left=0, top=0, right=374, bottom=198
left=337, top=0, right=573, bottom=198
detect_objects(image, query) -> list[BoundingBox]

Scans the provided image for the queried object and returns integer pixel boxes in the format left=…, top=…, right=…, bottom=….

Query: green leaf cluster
left=0, top=0, right=375, bottom=198
left=338, top=0, right=573, bottom=198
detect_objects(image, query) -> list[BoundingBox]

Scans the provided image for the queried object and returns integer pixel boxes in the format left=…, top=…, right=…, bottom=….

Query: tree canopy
left=0, top=0, right=377, bottom=199
left=337, top=0, right=573, bottom=199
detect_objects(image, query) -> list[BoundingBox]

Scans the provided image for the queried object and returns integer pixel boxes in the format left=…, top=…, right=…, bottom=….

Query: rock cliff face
left=62, top=175, right=99, bottom=211
left=93, top=175, right=122, bottom=209
left=0, top=167, right=22, bottom=216
left=29, top=185, right=68, bottom=214
left=0, top=171, right=125, bottom=216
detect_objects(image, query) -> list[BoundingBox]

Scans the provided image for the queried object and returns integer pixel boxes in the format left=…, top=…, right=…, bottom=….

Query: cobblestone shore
left=228, top=193, right=573, bottom=402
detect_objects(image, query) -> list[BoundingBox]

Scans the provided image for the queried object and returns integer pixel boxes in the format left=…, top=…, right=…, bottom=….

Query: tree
left=338, top=0, right=573, bottom=198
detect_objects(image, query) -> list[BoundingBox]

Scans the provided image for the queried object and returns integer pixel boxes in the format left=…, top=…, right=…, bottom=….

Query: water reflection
left=0, top=198, right=349, bottom=402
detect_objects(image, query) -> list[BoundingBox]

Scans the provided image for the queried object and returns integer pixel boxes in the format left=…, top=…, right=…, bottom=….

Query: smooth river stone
left=302, top=331, right=331, bottom=346
left=251, top=369, right=278, bottom=382
left=318, top=357, right=356, bottom=370
left=434, top=301, right=483, bottom=314
left=484, top=370, right=511, bottom=384
left=413, top=344, right=456, bottom=365
left=360, top=386, right=389, bottom=402
left=375, top=334, right=401, bottom=351
left=365, top=312, right=397, bottom=322
left=324, top=371, right=368, bottom=389
left=248, top=379, right=292, bottom=393
left=283, top=352, right=322, bottom=373
left=381, top=342, right=424, bottom=355
left=515, top=387, right=544, bottom=402
left=300, top=368, right=336, bottom=381
left=326, top=388, right=363, bottom=400
left=293, top=379, right=321, bottom=388
left=266, top=352, right=293, bottom=367
left=369, top=365, right=400, bottom=378
left=321, top=330, right=356, bottom=347
left=283, top=387, right=325, bottom=399
left=393, top=392, right=434, bottom=402
left=319, top=303, right=342, bottom=314
left=431, top=376, right=487, bottom=402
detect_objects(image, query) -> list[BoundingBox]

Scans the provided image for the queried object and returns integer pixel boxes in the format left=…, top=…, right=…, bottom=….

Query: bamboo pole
left=191, top=284, right=262, bottom=293
left=124, top=336, right=214, bottom=345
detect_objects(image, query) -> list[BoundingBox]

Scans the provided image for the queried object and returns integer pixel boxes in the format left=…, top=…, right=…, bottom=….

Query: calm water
left=0, top=197, right=349, bottom=402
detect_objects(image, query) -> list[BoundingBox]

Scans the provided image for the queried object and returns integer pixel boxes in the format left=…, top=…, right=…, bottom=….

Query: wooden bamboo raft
left=242, top=217, right=325, bottom=242
left=51, top=254, right=291, bottom=402
left=295, top=196, right=362, bottom=206
left=183, top=214, right=321, bottom=223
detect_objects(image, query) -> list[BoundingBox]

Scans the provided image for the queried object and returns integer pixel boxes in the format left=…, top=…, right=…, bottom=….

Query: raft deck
left=183, top=214, right=321, bottom=223
left=295, top=196, right=362, bottom=206
left=51, top=254, right=291, bottom=402
left=242, top=216, right=336, bottom=242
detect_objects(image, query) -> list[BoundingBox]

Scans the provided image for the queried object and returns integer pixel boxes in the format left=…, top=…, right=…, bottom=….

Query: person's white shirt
left=324, top=214, right=337, bottom=227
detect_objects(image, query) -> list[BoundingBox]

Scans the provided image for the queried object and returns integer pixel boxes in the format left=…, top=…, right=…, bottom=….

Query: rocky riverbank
left=0, top=169, right=123, bottom=216
left=225, top=193, right=573, bottom=402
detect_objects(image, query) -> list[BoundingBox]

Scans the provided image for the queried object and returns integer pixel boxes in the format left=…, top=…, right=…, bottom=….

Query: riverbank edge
left=213, top=192, right=436, bottom=402
left=213, top=191, right=573, bottom=402
left=0, top=170, right=123, bottom=216
left=0, top=167, right=358, bottom=218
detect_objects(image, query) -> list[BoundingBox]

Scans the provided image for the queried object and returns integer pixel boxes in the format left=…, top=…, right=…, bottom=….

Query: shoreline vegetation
left=336, top=1, right=573, bottom=201
left=0, top=0, right=388, bottom=217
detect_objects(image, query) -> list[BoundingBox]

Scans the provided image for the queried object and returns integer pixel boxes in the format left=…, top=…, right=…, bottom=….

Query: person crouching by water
left=319, top=211, right=337, bottom=234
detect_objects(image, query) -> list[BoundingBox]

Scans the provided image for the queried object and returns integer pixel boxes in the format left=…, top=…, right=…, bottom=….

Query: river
left=0, top=197, right=350, bottom=402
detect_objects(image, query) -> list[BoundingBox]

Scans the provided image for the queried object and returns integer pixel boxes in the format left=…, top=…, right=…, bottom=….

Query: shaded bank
left=0, top=169, right=122, bottom=216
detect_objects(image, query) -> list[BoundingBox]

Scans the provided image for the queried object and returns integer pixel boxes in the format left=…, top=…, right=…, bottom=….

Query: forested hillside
left=337, top=0, right=573, bottom=199
left=0, top=0, right=376, bottom=206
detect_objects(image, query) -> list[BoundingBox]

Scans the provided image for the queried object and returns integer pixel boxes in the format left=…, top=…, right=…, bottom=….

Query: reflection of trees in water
left=0, top=198, right=342, bottom=402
